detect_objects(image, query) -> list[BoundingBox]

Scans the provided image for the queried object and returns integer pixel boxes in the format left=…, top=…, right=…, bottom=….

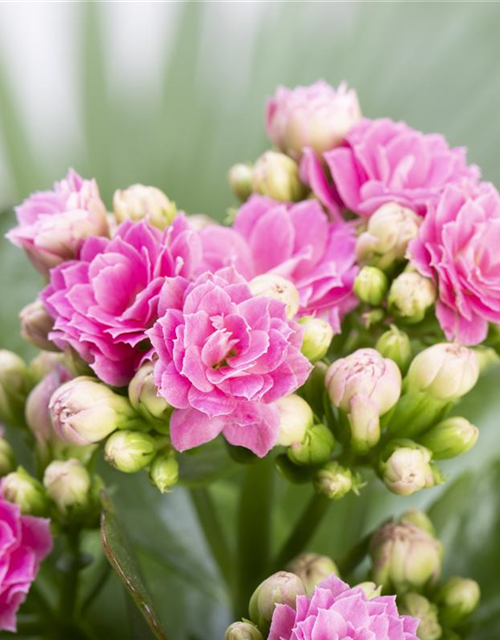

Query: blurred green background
left=1, top=3, right=500, bottom=639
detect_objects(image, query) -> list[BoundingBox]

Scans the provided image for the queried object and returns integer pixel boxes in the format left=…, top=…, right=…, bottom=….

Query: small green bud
left=355, top=582, right=382, bottom=599
left=275, top=394, right=313, bottom=447
left=287, top=423, right=334, bottom=466
left=149, top=451, right=179, bottom=493
left=252, top=151, right=306, bottom=202
left=376, top=326, right=412, bottom=373
left=298, top=316, right=334, bottom=362
left=2, top=467, right=48, bottom=516
left=0, top=350, right=31, bottom=427
left=399, top=509, right=435, bottom=537
left=249, top=274, right=300, bottom=320
left=354, top=266, right=389, bottom=306
left=418, top=417, right=478, bottom=459
left=388, top=271, right=436, bottom=323
left=380, top=441, right=434, bottom=496
left=19, top=300, right=58, bottom=352
left=287, top=553, right=339, bottom=596
left=0, top=437, right=16, bottom=476
left=43, top=458, right=91, bottom=515
left=104, top=430, right=157, bottom=473
left=129, top=363, right=171, bottom=429
left=228, top=163, right=254, bottom=202
left=225, top=621, right=263, bottom=640
left=249, top=571, right=305, bottom=632
left=113, top=184, right=177, bottom=230
left=314, top=462, right=359, bottom=500
left=437, top=577, right=480, bottom=628
left=398, top=593, right=442, bottom=640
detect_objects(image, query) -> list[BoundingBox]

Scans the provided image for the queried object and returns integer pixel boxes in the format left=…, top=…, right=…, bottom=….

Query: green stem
left=272, top=492, right=330, bottom=572
left=336, top=530, right=373, bottom=578
left=59, top=530, right=82, bottom=621
left=235, top=457, right=274, bottom=619
left=81, top=554, right=112, bottom=614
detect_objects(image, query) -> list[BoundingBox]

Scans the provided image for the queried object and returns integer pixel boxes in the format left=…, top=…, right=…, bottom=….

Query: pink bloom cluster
left=148, top=268, right=311, bottom=457
left=269, top=574, right=419, bottom=640
left=0, top=494, right=53, bottom=632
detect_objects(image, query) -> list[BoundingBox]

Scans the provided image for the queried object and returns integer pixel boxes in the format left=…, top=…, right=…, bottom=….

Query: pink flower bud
left=249, top=571, right=306, bottom=632
left=19, top=300, right=58, bottom=352
left=287, top=553, right=339, bottom=596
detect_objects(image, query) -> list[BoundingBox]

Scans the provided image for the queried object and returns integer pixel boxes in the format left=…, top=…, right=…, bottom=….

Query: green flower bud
left=2, top=467, right=48, bottom=516
left=388, top=271, right=436, bottom=323
left=104, top=430, right=157, bottom=473
left=418, top=417, right=478, bottom=459
left=354, top=266, right=389, bottom=306
left=355, top=582, right=382, bottom=599
left=275, top=395, right=313, bottom=447
left=0, top=437, right=15, bottom=476
left=252, top=151, right=306, bottom=202
left=399, top=509, right=435, bottom=537
left=287, top=553, right=339, bottom=596
left=43, top=458, right=91, bottom=514
left=129, top=363, right=171, bottom=430
left=380, top=441, right=434, bottom=496
left=249, top=274, right=300, bottom=320
left=376, top=326, right=412, bottom=373
left=113, top=184, right=177, bottom=230
left=437, top=577, right=480, bottom=628
left=0, top=350, right=31, bottom=427
left=314, top=462, right=360, bottom=500
left=370, top=521, right=443, bottom=594
left=398, top=593, right=442, bottom=640
left=225, top=621, right=263, bottom=640
left=19, top=300, right=58, bottom=352
left=228, top=163, right=254, bottom=202
left=249, top=571, right=305, bottom=632
left=149, top=451, right=179, bottom=493
left=407, top=343, right=479, bottom=401
left=287, top=423, right=335, bottom=466
left=298, top=316, right=334, bottom=363
left=29, top=352, right=66, bottom=383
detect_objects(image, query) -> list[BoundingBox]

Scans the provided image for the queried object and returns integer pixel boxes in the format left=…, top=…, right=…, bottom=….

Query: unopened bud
left=375, top=326, right=412, bottom=373
left=275, top=394, right=313, bottom=447
left=149, top=451, right=179, bottom=493
left=129, top=363, right=171, bottom=429
left=381, top=442, right=434, bottom=496
left=26, top=364, right=72, bottom=445
left=2, top=467, right=48, bottom=516
left=287, top=553, right=339, bottom=596
left=249, top=274, right=300, bottom=319
left=419, top=417, right=478, bottom=459
left=354, top=266, right=388, bottom=306
left=287, top=423, right=335, bottom=466
left=298, top=316, right=334, bottom=362
left=252, top=151, right=306, bottom=202
left=225, top=621, right=263, bottom=640
left=249, top=571, right=305, bottom=631
left=314, top=461, right=359, bottom=500
left=407, top=343, right=479, bottom=401
left=399, top=593, right=442, bottom=640
left=355, top=582, right=382, bottom=599
left=388, top=271, right=436, bottom=324
left=0, top=438, right=15, bottom=476
left=29, top=352, right=65, bottom=383
left=399, top=509, right=435, bottom=536
left=437, top=577, right=480, bottom=628
left=188, top=214, right=217, bottom=230
left=228, top=163, right=254, bottom=202
left=104, top=430, right=157, bottom=473
left=0, top=350, right=31, bottom=427
left=19, top=300, right=58, bottom=352
left=43, top=458, right=91, bottom=514
left=113, top=184, right=176, bottom=230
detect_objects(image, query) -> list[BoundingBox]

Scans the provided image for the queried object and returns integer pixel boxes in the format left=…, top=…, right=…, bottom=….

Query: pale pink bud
left=19, top=300, right=58, bottom=352
left=113, top=184, right=176, bottom=230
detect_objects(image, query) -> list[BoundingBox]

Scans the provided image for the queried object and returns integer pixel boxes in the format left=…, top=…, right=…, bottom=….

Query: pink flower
left=269, top=573, right=419, bottom=640
left=0, top=494, right=53, bottom=632
left=200, top=196, right=358, bottom=333
left=409, top=181, right=500, bottom=345
left=148, top=267, right=312, bottom=457
left=266, top=81, right=362, bottom=160
left=7, top=169, right=109, bottom=276
left=42, top=217, right=202, bottom=386
left=312, top=118, right=479, bottom=217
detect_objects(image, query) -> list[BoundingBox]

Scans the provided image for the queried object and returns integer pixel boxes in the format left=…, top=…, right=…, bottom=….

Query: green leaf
left=177, top=438, right=236, bottom=487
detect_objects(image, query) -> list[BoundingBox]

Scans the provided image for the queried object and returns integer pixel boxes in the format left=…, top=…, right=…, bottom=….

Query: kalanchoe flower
left=249, top=571, right=306, bottom=633
left=398, top=593, right=442, bottom=640
left=276, top=394, right=313, bottom=447
left=380, top=441, right=435, bottom=496
left=104, top=430, right=158, bottom=473
left=314, top=461, right=360, bottom=500
left=113, top=184, right=177, bottom=230
left=148, top=268, right=311, bottom=457
left=387, top=270, right=436, bottom=324
left=128, top=362, right=172, bottom=427
left=268, top=573, right=419, bottom=640
left=1, top=467, right=49, bottom=516
left=266, top=81, right=362, bottom=160
left=149, top=450, right=179, bottom=493
left=43, top=458, right=91, bottom=515
left=287, top=553, right=339, bottom=596
left=249, top=274, right=300, bottom=320
left=7, top=169, right=108, bottom=277
left=42, top=217, right=202, bottom=386
left=225, top=621, right=263, bottom=640
left=0, top=350, right=32, bottom=428
left=376, top=326, right=412, bottom=374
left=287, top=423, right=335, bottom=467
left=19, top=300, right=58, bottom=352
left=409, top=181, right=500, bottom=345
left=252, top=152, right=306, bottom=202
left=0, top=492, right=53, bottom=632
left=354, top=266, right=389, bottom=307
left=418, top=416, right=478, bottom=459
left=298, top=316, right=334, bottom=363
left=228, top=163, right=254, bottom=202
left=436, top=577, right=481, bottom=628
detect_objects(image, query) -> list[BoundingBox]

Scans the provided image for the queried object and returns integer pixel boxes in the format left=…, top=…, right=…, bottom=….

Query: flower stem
left=336, top=529, right=374, bottom=578
left=59, top=529, right=82, bottom=620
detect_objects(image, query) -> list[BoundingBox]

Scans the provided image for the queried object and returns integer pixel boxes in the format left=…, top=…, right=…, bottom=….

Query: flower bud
left=370, top=521, right=443, bottom=594
left=407, top=343, right=479, bottom=401
left=228, top=163, right=254, bottom=202
left=43, top=458, right=91, bottom=514
left=388, top=271, right=436, bottom=324
left=225, top=621, right=263, bottom=640
left=129, top=363, right=171, bottom=429
left=252, top=151, right=306, bottom=202
left=287, top=423, right=335, bottom=466
left=113, top=184, right=177, bottom=230
left=26, top=364, right=72, bottom=445
left=149, top=451, right=179, bottom=493
left=437, top=577, right=480, bottom=628
left=314, top=461, right=360, bottom=500
left=0, top=350, right=31, bottom=427
left=355, top=203, right=421, bottom=271
left=353, top=267, right=389, bottom=307
left=355, top=582, right=382, bottom=599
left=49, top=377, right=139, bottom=446
left=188, top=214, right=218, bottom=230
left=249, top=274, right=300, bottom=319
left=298, top=316, right=334, bottom=362
left=398, top=593, right=442, bottom=640
left=399, top=509, right=435, bottom=536
left=375, top=326, right=412, bottom=373
left=104, top=430, right=157, bottom=473
left=419, top=417, right=478, bottom=459
left=19, top=300, right=58, bottom=352
left=380, top=442, right=434, bottom=496
left=287, top=553, right=339, bottom=596
left=0, top=438, right=15, bottom=476
left=249, top=571, right=305, bottom=632
left=1, top=467, right=48, bottom=516
left=275, top=395, right=313, bottom=447
left=29, top=352, right=65, bottom=383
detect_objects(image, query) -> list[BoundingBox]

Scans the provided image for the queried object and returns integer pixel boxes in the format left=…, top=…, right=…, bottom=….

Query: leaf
left=177, top=438, right=236, bottom=487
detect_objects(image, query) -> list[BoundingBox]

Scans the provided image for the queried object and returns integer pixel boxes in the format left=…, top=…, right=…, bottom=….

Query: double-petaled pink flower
left=409, top=181, right=500, bottom=345
left=148, top=267, right=311, bottom=457
left=0, top=494, right=53, bottom=632
left=7, top=169, right=109, bottom=277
